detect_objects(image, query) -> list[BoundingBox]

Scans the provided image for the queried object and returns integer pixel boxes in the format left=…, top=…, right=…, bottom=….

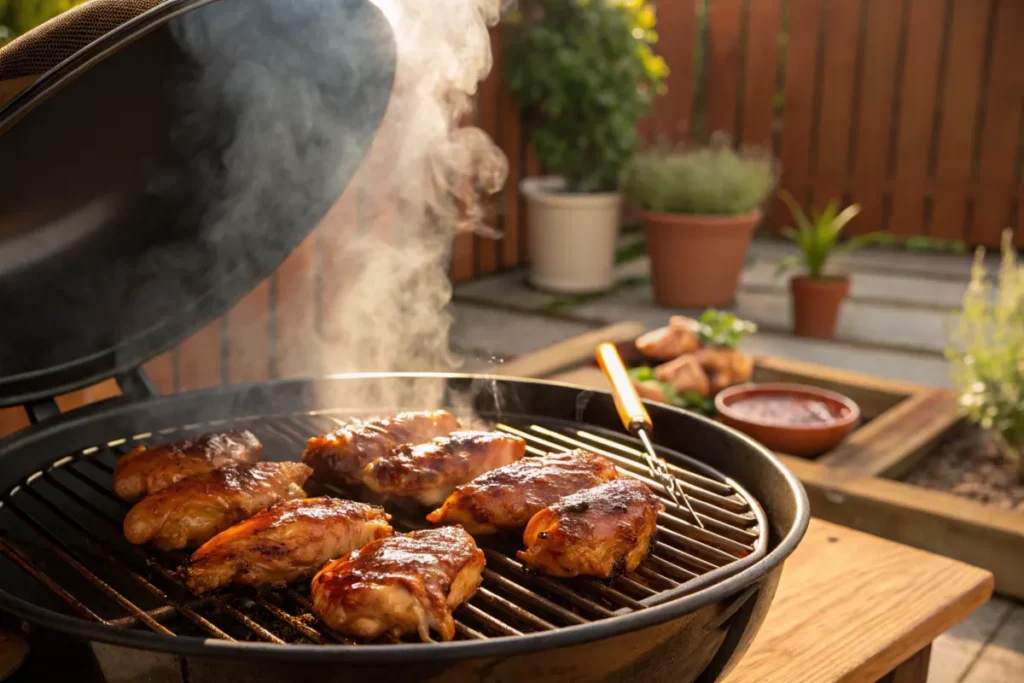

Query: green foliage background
left=0, top=0, right=87, bottom=45
left=505, top=0, right=667, bottom=193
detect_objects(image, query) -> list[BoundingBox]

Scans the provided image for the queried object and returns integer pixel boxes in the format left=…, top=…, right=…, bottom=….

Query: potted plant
left=505, top=0, right=667, bottom=293
left=620, top=138, right=778, bottom=306
left=776, top=192, right=884, bottom=339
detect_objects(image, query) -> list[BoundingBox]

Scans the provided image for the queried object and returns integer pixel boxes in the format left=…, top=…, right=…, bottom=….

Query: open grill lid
left=0, top=0, right=397, bottom=407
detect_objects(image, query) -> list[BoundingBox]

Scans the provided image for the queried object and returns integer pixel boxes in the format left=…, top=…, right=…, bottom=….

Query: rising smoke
left=169, top=0, right=511, bottom=412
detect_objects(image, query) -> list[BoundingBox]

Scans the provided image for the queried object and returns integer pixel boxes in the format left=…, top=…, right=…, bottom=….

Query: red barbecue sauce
left=727, top=395, right=838, bottom=426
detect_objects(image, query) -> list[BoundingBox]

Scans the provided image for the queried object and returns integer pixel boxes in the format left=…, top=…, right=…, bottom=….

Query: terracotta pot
left=521, top=176, right=622, bottom=294
left=641, top=209, right=760, bottom=307
left=790, top=275, right=850, bottom=339
left=715, top=382, right=860, bottom=457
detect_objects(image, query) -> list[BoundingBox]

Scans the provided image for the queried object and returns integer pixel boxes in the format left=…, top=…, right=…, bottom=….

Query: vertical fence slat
left=499, top=87, right=522, bottom=267
left=476, top=27, right=502, bottom=277
left=740, top=0, right=782, bottom=149
left=225, top=280, right=272, bottom=384
left=811, top=0, right=862, bottom=212
left=888, top=0, right=946, bottom=236
left=55, top=380, right=121, bottom=414
left=973, top=0, right=1024, bottom=247
left=774, top=0, right=824, bottom=226
left=0, top=407, right=30, bottom=440
left=652, top=0, right=697, bottom=142
left=276, top=235, right=320, bottom=379
left=177, top=320, right=223, bottom=391
left=849, top=0, right=904, bottom=235
left=320, top=184, right=361, bottom=344
left=705, top=0, right=745, bottom=140
left=143, top=351, right=177, bottom=395
left=929, top=1, right=992, bottom=241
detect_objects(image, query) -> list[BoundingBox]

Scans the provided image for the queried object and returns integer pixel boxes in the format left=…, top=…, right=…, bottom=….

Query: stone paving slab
left=733, top=289, right=953, bottom=354
left=450, top=301, right=599, bottom=368
left=962, top=601, right=1024, bottom=683
left=929, top=597, right=1016, bottom=683
left=741, top=259, right=968, bottom=310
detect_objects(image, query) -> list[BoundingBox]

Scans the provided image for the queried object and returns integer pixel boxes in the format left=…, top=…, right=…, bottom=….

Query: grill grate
left=0, top=411, right=767, bottom=644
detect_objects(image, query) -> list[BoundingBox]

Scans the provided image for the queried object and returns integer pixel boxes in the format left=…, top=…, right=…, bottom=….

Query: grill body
left=0, top=375, right=808, bottom=683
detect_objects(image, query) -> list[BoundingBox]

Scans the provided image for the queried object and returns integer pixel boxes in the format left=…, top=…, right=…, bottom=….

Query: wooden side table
left=726, top=519, right=992, bottom=682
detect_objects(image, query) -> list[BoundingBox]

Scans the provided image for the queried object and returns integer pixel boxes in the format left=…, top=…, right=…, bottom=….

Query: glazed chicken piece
left=426, top=449, right=620, bottom=534
left=361, top=431, right=526, bottom=506
left=183, top=497, right=394, bottom=595
left=302, top=411, right=460, bottom=485
left=518, top=478, right=663, bottom=579
left=311, top=526, right=485, bottom=642
left=634, top=319, right=700, bottom=361
left=113, top=430, right=262, bottom=502
left=695, top=347, right=754, bottom=394
left=123, top=462, right=312, bottom=551
left=655, top=354, right=711, bottom=398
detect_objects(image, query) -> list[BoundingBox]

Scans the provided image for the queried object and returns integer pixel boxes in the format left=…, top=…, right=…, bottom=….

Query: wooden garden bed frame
left=496, top=322, right=1024, bottom=599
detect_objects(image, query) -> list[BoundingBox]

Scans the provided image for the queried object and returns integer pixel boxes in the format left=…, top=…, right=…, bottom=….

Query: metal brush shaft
left=595, top=343, right=704, bottom=529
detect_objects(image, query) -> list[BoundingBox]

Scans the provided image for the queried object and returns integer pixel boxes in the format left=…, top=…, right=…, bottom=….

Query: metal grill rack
left=0, top=410, right=767, bottom=644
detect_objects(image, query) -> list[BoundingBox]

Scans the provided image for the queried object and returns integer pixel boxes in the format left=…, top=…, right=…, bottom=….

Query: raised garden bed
left=496, top=322, right=1024, bottom=599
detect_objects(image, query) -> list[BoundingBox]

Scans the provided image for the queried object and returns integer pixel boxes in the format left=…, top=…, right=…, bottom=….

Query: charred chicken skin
left=113, top=430, right=262, bottom=502
left=123, top=462, right=311, bottom=551
left=426, top=449, right=620, bottom=534
left=182, top=497, right=394, bottom=595
left=518, top=478, right=663, bottom=579
left=302, top=411, right=460, bottom=485
left=311, top=526, right=484, bottom=642
left=361, top=431, right=526, bottom=506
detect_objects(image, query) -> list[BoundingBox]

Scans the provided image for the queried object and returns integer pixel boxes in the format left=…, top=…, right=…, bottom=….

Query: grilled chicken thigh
left=518, top=478, right=663, bottom=578
left=426, top=449, right=619, bottom=534
left=361, top=431, right=526, bottom=506
left=311, top=526, right=484, bottom=642
left=123, top=462, right=311, bottom=551
left=113, top=430, right=262, bottom=502
left=183, top=497, right=394, bottom=595
left=302, top=411, right=460, bottom=485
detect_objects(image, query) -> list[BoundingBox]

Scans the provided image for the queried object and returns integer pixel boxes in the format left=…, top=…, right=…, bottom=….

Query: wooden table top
left=724, top=518, right=994, bottom=683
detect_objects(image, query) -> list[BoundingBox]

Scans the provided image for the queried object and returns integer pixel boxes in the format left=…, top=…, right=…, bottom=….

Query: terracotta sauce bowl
left=714, top=383, right=860, bottom=457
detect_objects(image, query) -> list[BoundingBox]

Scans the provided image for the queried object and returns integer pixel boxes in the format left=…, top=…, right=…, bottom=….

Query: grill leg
left=877, top=644, right=931, bottom=683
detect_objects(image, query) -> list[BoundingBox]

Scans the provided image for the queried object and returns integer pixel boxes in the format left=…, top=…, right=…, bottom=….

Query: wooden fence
left=3, top=0, right=1024, bottom=437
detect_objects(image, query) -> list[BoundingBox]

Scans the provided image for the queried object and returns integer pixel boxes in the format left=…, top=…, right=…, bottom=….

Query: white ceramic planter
left=521, top=176, right=622, bottom=294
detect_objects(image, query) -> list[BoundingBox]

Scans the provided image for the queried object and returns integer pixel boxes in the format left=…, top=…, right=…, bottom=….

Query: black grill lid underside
left=0, top=0, right=397, bottom=406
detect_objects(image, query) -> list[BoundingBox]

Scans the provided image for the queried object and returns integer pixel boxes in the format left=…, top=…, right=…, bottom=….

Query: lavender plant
left=946, top=229, right=1024, bottom=476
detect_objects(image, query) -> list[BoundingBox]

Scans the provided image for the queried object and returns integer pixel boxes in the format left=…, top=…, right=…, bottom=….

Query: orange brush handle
left=596, top=342, right=653, bottom=435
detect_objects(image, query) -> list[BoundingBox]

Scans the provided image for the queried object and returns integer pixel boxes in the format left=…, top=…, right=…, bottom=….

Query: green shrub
left=0, top=0, right=85, bottom=45
left=504, top=0, right=667, bottom=193
left=947, top=229, right=1024, bottom=475
left=621, top=139, right=777, bottom=215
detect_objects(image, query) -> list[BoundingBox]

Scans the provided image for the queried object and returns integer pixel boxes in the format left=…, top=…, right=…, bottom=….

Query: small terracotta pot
left=790, top=275, right=850, bottom=339
left=715, top=382, right=860, bottom=457
left=641, top=209, right=760, bottom=307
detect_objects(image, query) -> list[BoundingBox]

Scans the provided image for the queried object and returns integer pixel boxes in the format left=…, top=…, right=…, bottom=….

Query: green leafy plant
left=776, top=191, right=886, bottom=279
left=946, top=229, right=1024, bottom=477
left=504, top=0, right=668, bottom=193
left=627, top=366, right=715, bottom=416
left=0, top=0, right=85, bottom=45
left=695, top=309, right=757, bottom=348
left=621, top=138, right=778, bottom=215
